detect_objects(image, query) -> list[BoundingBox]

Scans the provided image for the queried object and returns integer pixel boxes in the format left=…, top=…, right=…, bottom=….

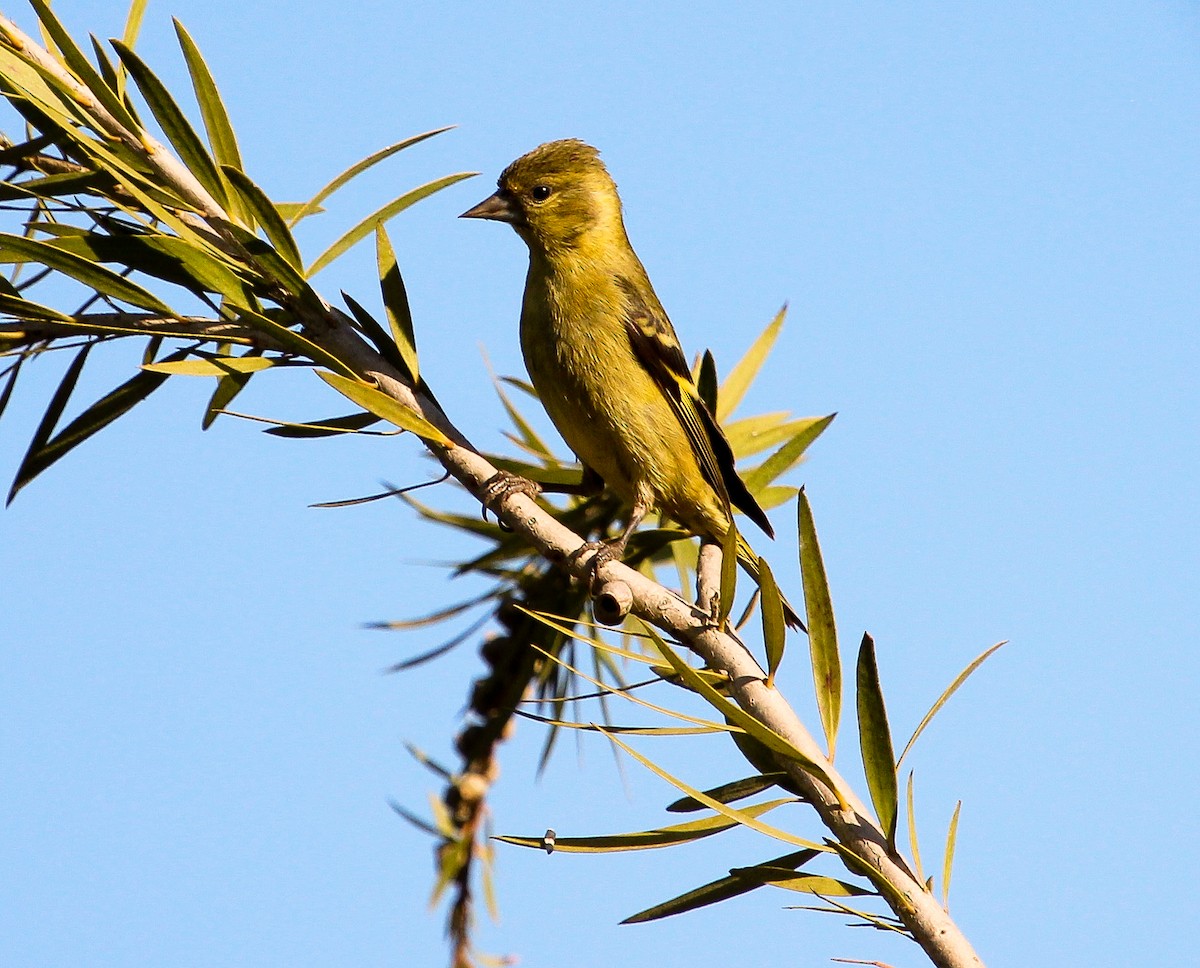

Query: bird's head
left=461, top=139, right=623, bottom=254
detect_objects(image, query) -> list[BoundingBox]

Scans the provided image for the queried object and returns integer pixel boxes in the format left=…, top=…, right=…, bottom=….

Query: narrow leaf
left=753, top=871, right=872, bottom=897
left=287, top=126, right=455, bottom=226
left=121, top=0, right=149, bottom=51
left=263, top=411, right=381, bottom=438
left=942, top=802, right=962, bottom=910
left=9, top=348, right=181, bottom=502
left=741, top=412, right=836, bottom=493
left=375, top=224, right=419, bottom=383
left=172, top=20, right=243, bottom=170
left=0, top=232, right=173, bottom=313
left=317, top=371, right=450, bottom=446
left=622, top=848, right=819, bottom=923
left=221, top=165, right=303, bottom=270
left=495, top=798, right=794, bottom=854
left=666, top=773, right=792, bottom=813
left=8, top=343, right=89, bottom=504
left=110, top=41, right=228, bottom=210
left=306, top=171, right=477, bottom=276
left=599, top=727, right=825, bottom=850
left=27, top=0, right=139, bottom=133
left=341, top=291, right=410, bottom=378
left=645, top=625, right=842, bottom=794
left=758, top=556, right=786, bottom=688
left=906, top=770, right=925, bottom=885
left=897, top=641, right=1007, bottom=767
left=798, top=488, right=841, bottom=755
left=718, top=523, right=738, bottom=629
left=230, top=305, right=356, bottom=378
left=717, top=304, right=785, bottom=421
left=856, top=633, right=898, bottom=843
left=141, top=356, right=278, bottom=376
left=203, top=369, right=251, bottom=430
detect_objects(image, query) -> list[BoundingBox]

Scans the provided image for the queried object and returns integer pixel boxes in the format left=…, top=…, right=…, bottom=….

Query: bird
left=462, top=139, right=800, bottom=628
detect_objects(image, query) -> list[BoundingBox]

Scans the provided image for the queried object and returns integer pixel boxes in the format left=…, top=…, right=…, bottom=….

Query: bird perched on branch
left=462, top=139, right=799, bottom=628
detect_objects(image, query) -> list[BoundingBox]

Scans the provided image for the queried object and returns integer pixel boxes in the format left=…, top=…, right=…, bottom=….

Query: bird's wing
left=616, top=277, right=775, bottom=539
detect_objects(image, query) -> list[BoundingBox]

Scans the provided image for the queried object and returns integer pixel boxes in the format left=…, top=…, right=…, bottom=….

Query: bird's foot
left=481, top=470, right=541, bottom=530
left=567, top=537, right=626, bottom=593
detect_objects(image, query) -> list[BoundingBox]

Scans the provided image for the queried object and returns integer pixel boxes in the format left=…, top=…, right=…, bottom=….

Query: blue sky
left=2, top=1, right=1197, bottom=965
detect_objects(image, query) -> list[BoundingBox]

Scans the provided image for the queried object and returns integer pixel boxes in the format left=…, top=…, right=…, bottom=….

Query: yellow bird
left=463, top=139, right=798, bottom=627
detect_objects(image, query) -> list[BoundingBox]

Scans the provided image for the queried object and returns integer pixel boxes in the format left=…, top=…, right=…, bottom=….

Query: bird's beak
left=460, top=191, right=517, bottom=223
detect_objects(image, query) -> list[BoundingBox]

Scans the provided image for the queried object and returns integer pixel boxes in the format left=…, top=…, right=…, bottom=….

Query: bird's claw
left=567, top=538, right=625, bottom=594
left=481, top=471, right=542, bottom=531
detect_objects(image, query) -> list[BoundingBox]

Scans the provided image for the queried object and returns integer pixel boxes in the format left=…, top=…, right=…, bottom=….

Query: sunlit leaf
left=318, top=371, right=451, bottom=445
left=307, top=171, right=477, bottom=276
left=897, top=641, right=1007, bottom=766
left=741, top=413, right=836, bottom=493
left=221, top=165, right=302, bottom=270
left=374, top=224, right=420, bottom=384
left=111, top=40, right=229, bottom=211
left=943, top=800, right=962, bottom=910
left=717, top=304, right=785, bottom=421
left=287, top=126, right=455, bottom=226
left=27, top=0, right=139, bottom=134
left=798, top=488, right=840, bottom=756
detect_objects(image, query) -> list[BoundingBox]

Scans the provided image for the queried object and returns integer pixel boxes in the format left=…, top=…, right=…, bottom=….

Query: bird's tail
left=734, top=533, right=805, bottom=631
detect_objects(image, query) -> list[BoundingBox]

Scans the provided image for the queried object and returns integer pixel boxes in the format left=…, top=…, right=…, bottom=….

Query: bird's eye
left=530, top=185, right=552, bottom=202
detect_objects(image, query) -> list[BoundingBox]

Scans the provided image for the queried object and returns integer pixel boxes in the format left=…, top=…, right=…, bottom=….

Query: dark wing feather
left=617, top=277, right=774, bottom=539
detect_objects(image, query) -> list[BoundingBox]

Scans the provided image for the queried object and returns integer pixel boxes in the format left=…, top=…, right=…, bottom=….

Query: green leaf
left=375, top=224, right=419, bottom=384
left=906, top=770, right=926, bottom=886
left=8, top=343, right=88, bottom=505
left=741, top=412, right=836, bottom=493
left=622, top=848, right=820, bottom=923
left=897, top=641, right=1007, bottom=767
left=172, top=20, right=243, bottom=171
left=121, top=0, right=149, bottom=51
left=798, top=488, right=841, bottom=756
left=943, top=800, right=962, bottom=910
left=717, top=304, right=785, bottom=421
left=220, top=165, right=302, bottom=270
left=758, top=556, right=786, bottom=689
left=141, top=356, right=278, bottom=376
left=718, top=522, right=738, bottom=628
left=696, top=348, right=718, bottom=415
left=0, top=291, right=74, bottom=323
left=752, top=871, right=872, bottom=897
left=0, top=359, right=23, bottom=423
left=225, top=305, right=354, bottom=376
left=666, top=773, right=792, bottom=813
left=306, top=171, right=477, bottom=276
left=856, top=633, right=898, bottom=844
left=9, top=347, right=180, bottom=503
left=495, top=798, right=794, bottom=854
left=110, top=41, right=228, bottom=211
left=27, top=0, right=140, bottom=134
left=0, top=232, right=173, bottom=313
left=286, top=126, right=455, bottom=226
left=317, top=371, right=451, bottom=446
